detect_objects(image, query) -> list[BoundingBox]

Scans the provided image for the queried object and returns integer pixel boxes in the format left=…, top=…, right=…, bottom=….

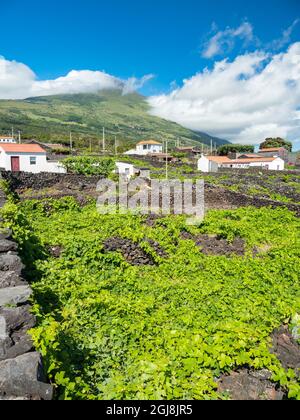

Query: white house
left=0, top=136, right=17, bottom=144
left=115, top=162, right=136, bottom=179
left=0, top=144, right=66, bottom=173
left=124, top=140, right=163, bottom=156
left=198, top=155, right=285, bottom=173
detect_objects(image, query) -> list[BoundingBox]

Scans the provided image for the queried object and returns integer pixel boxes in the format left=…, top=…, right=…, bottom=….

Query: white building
left=0, top=144, right=66, bottom=173
left=115, top=162, right=136, bottom=179
left=0, top=136, right=17, bottom=144
left=198, top=155, right=285, bottom=173
left=125, top=140, right=163, bottom=156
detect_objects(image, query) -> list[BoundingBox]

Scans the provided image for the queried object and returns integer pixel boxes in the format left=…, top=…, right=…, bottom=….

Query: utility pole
left=210, top=139, right=213, bottom=155
left=89, top=138, right=92, bottom=154
left=165, top=140, right=169, bottom=180
left=18, top=131, right=21, bottom=144
left=70, top=132, right=73, bottom=152
left=114, top=136, right=117, bottom=156
left=11, top=126, right=14, bottom=140
left=102, top=127, right=106, bottom=153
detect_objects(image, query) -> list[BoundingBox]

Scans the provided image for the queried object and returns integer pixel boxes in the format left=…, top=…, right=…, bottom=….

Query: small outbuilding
left=115, top=162, right=137, bottom=179
left=0, top=144, right=66, bottom=173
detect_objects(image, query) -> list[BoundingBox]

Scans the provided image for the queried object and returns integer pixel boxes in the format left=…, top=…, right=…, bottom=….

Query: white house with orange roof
left=0, top=144, right=66, bottom=173
left=198, top=154, right=285, bottom=173
left=124, top=140, right=163, bottom=156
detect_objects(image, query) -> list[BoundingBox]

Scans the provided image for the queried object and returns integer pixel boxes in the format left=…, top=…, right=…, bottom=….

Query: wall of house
left=222, top=158, right=285, bottom=171
left=0, top=138, right=17, bottom=144
left=198, top=157, right=218, bottom=173
left=0, top=152, right=66, bottom=174
left=267, top=158, right=285, bottom=171
left=136, top=144, right=163, bottom=155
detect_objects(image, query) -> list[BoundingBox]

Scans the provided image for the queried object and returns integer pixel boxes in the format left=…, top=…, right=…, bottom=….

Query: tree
left=260, top=138, right=293, bottom=152
left=218, top=144, right=255, bottom=156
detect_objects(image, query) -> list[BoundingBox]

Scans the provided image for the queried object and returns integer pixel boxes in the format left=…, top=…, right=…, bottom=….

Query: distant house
left=198, top=155, right=285, bottom=173
left=124, top=140, right=163, bottom=156
left=148, top=153, right=177, bottom=163
left=0, top=144, right=66, bottom=173
left=175, top=147, right=201, bottom=157
left=115, top=162, right=137, bottom=179
left=0, top=136, right=17, bottom=144
left=258, top=147, right=289, bottom=163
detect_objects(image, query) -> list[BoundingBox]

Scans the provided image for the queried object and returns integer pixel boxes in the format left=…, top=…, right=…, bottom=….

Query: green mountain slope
left=0, top=90, right=229, bottom=149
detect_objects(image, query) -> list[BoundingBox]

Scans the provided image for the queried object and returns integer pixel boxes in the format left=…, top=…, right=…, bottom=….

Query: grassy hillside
left=0, top=90, right=228, bottom=150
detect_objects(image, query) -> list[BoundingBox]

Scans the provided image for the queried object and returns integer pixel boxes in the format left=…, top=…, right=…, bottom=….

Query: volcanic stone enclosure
left=0, top=184, right=53, bottom=400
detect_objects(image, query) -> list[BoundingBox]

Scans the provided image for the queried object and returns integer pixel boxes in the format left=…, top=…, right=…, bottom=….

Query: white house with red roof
left=198, top=154, right=285, bottom=173
left=124, top=140, right=163, bottom=156
left=0, top=144, right=66, bottom=173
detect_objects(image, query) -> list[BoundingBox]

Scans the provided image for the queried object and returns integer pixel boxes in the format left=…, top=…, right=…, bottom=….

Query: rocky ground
left=103, top=237, right=167, bottom=266
left=218, top=326, right=300, bottom=400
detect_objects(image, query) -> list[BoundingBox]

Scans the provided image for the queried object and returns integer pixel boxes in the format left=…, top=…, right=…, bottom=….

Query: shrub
left=62, top=156, right=115, bottom=176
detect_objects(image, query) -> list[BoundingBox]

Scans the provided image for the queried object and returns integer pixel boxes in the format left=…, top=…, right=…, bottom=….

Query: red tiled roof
left=0, top=144, right=46, bottom=153
left=223, top=157, right=279, bottom=164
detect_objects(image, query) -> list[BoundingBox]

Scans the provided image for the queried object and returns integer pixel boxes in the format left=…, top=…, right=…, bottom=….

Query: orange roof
left=0, top=136, right=14, bottom=139
left=137, top=140, right=162, bottom=146
left=258, top=148, right=283, bottom=152
left=223, top=157, right=280, bottom=164
left=0, top=144, right=46, bottom=153
left=204, top=155, right=280, bottom=164
left=206, top=156, right=232, bottom=163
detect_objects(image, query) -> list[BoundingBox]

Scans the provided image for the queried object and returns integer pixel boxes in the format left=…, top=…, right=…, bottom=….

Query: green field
left=1, top=197, right=300, bottom=400
left=0, top=90, right=228, bottom=150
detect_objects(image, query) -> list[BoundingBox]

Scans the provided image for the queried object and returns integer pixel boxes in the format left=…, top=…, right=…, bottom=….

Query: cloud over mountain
left=0, top=56, right=152, bottom=99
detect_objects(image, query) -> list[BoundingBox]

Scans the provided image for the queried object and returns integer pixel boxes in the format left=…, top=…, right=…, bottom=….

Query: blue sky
left=2, top=0, right=299, bottom=94
left=1, top=0, right=300, bottom=146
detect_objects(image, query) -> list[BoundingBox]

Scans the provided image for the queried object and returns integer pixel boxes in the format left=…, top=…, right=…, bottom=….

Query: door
left=11, top=156, right=20, bottom=172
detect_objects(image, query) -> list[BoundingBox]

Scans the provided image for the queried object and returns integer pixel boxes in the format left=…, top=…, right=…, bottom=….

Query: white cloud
left=269, top=19, right=300, bottom=50
left=148, top=43, right=300, bottom=145
left=122, top=74, right=155, bottom=95
left=202, top=22, right=254, bottom=59
left=0, top=56, right=152, bottom=99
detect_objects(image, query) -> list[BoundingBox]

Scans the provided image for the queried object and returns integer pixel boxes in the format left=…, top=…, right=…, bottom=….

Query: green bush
left=62, top=156, right=115, bottom=176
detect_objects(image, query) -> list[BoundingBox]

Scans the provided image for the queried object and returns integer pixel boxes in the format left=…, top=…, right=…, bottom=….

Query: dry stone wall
left=0, top=185, right=53, bottom=400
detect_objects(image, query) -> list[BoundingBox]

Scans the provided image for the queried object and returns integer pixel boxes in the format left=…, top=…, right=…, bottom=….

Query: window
left=30, top=156, right=37, bottom=165
left=143, top=145, right=147, bottom=150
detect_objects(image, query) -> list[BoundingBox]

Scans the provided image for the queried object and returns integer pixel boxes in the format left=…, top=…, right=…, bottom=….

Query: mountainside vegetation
left=0, top=90, right=228, bottom=151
